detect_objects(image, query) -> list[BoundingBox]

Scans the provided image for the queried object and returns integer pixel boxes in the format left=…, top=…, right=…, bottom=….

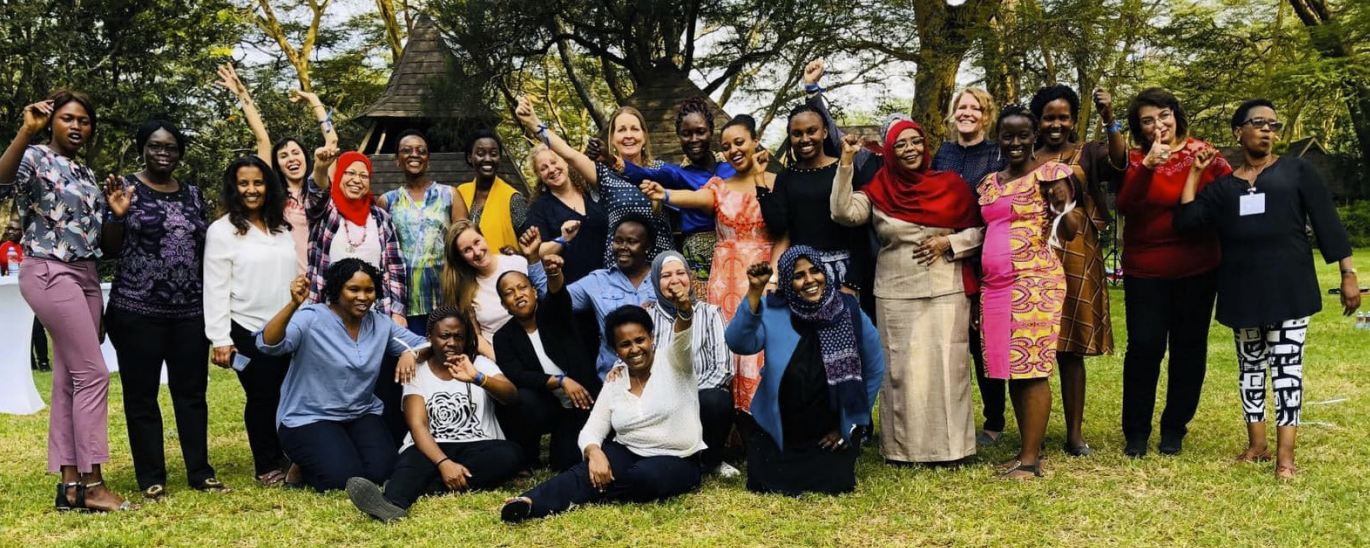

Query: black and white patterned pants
left=1233, top=317, right=1308, bottom=427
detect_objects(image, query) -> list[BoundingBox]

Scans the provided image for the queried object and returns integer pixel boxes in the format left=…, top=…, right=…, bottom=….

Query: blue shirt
left=257, top=304, right=430, bottom=428
left=565, top=267, right=658, bottom=377
left=619, top=160, right=736, bottom=234
left=930, top=139, right=1006, bottom=196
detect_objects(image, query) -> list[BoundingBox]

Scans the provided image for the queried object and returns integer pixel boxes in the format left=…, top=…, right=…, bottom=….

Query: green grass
left=3, top=253, right=1369, bottom=547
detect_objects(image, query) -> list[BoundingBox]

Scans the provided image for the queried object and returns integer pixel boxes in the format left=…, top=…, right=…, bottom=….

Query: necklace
left=342, top=217, right=368, bottom=253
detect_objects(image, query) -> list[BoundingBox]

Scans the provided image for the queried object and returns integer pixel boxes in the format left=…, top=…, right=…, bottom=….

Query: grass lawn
left=2, top=253, right=1368, bottom=547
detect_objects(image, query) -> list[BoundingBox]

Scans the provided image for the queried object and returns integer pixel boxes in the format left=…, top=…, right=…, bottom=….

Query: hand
left=802, top=59, right=825, bottom=86
left=391, top=314, right=408, bottom=328
left=1191, top=145, right=1217, bottom=174
left=102, top=174, right=131, bottom=218
left=314, top=146, right=340, bottom=169
left=587, top=449, right=614, bottom=492
left=211, top=346, right=236, bottom=368
left=1043, top=178, right=1075, bottom=212
left=1142, top=127, right=1171, bottom=169
left=514, top=96, right=542, bottom=130
left=746, top=262, right=773, bottom=294
left=639, top=180, right=667, bottom=202
left=1342, top=274, right=1361, bottom=315
left=818, top=430, right=846, bottom=452
left=21, top=100, right=54, bottom=134
left=438, top=460, right=472, bottom=491
left=585, top=137, right=607, bottom=163
left=667, top=281, right=692, bottom=315
left=752, top=148, right=770, bottom=175
left=213, top=63, right=247, bottom=97
left=518, top=226, right=542, bottom=260
left=840, top=134, right=863, bottom=166
left=838, top=286, right=857, bottom=297
left=396, top=350, right=418, bottom=384
left=288, top=88, right=319, bottom=105
left=559, top=220, right=580, bottom=243
left=1092, top=87, right=1114, bottom=122
left=542, top=254, right=564, bottom=279
left=604, top=364, right=626, bottom=383
left=913, top=235, right=950, bottom=266
left=561, top=377, right=594, bottom=410
left=445, top=353, right=479, bottom=382
left=289, top=275, right=309, bottom=305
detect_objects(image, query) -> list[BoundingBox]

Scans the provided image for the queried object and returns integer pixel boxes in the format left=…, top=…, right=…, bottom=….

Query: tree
left=1287, top=0, right=1370, bottom=169
left=251, top=0, right=334, bottom=92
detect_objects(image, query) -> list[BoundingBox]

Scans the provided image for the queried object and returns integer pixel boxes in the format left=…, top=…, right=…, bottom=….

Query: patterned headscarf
left=776, top=245, right=867, bottom=418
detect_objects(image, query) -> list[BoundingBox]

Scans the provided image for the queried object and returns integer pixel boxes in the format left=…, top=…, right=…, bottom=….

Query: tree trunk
left=375, top=0, right=405, bottom=62
left=1287, top=0, right=1370, bottom=171
left=911, top=0, right=1005, bottom=150
left=554, top=24, right=606, bottom=131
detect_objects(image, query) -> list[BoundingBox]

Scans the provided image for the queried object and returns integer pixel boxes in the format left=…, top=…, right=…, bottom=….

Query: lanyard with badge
left=1239, top=185, right=1265, bottom=217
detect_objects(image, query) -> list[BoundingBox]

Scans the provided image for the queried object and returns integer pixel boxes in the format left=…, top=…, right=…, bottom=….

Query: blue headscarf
left=776, top=245, right=866, bottom=418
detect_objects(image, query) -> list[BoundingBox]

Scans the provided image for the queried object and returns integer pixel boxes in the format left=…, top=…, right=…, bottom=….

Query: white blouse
left=203, top=216, right=298, bottom=348
left=578, top=325, right=705, bottom=458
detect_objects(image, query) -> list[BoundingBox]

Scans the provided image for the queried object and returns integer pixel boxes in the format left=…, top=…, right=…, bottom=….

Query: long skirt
left=875, top=293, right=976, bottom=462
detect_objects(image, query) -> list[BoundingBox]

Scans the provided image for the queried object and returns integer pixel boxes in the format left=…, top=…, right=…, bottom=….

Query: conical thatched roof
left=622, top=64, right=732, bottom=165
left=359, top=14, right=480, bottom=120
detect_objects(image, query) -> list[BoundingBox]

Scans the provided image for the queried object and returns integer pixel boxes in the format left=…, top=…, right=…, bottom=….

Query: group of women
left=1, top=57, right=1359, bottom=517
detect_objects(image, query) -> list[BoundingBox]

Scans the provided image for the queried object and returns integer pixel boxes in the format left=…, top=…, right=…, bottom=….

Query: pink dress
left=977, top=162, right=1069, bottom=380
left=704, top=177, right=773, bottom=411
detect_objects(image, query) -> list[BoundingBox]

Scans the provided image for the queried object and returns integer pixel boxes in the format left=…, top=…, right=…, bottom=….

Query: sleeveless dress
left=704, top=177, right=773, bottom=411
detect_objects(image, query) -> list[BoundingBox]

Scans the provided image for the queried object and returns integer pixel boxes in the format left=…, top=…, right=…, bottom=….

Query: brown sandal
left=193, top=478, right=231, bottom=493
left=1236, top=448, right=1272, bottom=463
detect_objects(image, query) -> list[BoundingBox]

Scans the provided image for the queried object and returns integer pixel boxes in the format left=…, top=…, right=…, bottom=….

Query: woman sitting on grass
left=345, top=306, right=523, bottom=522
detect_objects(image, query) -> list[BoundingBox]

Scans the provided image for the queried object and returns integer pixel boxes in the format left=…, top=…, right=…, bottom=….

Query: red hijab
left=863, top=121, right=980, bottom=229
left=331, top=151, right=374, bottom=226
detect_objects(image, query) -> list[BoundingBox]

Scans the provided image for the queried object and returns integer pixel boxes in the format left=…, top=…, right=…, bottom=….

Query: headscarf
left=776, top=245, right=867, bottom=419
left=649, top=251, right=691, bottom=318
left=862, top=120, right=981, bottom=229
left=331, top=151, right=374, bottom=227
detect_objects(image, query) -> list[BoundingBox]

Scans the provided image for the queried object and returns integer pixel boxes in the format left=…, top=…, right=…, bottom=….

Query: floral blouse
left=11, top=145, right=106, bottom=262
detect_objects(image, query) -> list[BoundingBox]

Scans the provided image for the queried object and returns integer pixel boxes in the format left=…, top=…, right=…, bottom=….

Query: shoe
left=346, top=477, right=407, bottom=523
left=714, top=462, right=741, bottom=478
left=192, top=477, right=231, bottom=493
left=1158, top=435, right=1183, bottom=456
left=1124, top=439, right=1147, bottom=459
left=976, top=431, right=1002, bottom=446
left=143, top=484, right=167, bottom=502
left=500, top=497, right=533, bottom=523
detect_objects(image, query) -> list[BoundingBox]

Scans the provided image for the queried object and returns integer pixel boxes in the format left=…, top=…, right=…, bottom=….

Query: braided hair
left=322, top=258, right=383, bottom=305
left=996, top=104, right=1039, bottom=135
left=426, top=305, right=480, bottom=360
left=675, top=96, right=714, bottom=134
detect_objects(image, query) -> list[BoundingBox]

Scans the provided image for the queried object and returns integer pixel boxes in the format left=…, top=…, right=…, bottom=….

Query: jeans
left=278, top=414, right=396, bottom=492
left=518, top=440, right=701, bottom=519
left=1120, top=272, right=1217, bottom=442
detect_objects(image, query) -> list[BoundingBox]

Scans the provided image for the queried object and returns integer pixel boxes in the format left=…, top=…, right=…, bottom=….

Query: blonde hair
left=524, top=144, right=590, bottom=199
left=944, top=88, right=998, bottom=140
left=606, top=106, right=653, bottom=165
left=440, top=219, right=483, bottom=318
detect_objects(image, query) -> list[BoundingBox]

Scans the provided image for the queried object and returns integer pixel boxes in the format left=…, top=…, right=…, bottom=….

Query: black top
left=492, top=288, right=603, bottom=397
left=758, top=160, right=880, bottom=291
left=779, top=319, right=837, bottom=450
left=525, top=191, right=609, bottom=284
left=1173, top=157, right=1351, bottom=328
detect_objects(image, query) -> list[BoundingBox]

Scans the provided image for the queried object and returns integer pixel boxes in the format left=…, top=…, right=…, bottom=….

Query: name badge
left=1239, top=192, right=1265, bottom=216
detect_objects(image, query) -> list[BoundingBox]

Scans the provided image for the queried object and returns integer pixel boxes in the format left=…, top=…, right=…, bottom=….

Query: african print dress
left=704, top=177, right=772, bottom=411
left=977, top=162, right=1069, bottom=380
left=1053, top=143, right=1118, bottom=356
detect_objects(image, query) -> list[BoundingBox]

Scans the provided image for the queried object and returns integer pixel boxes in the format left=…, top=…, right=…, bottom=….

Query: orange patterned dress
left=976, top=162, right=1070, bottom=380
left=704, top=177, right=773, bottom=410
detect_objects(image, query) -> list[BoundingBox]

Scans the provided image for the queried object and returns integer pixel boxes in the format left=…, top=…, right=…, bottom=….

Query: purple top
left=108, top=175, right=208, bottom=319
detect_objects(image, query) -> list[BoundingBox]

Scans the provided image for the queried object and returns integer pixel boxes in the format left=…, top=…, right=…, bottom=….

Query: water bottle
left=1358, top=312, right=1366, bottom=330
left=4, top=247, right=17, bottom=278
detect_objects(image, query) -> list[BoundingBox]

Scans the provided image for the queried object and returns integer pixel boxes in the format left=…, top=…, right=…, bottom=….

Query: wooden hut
left=356, top=14, right=525, bottom=196
left=621, top=64, right=731, bottom=166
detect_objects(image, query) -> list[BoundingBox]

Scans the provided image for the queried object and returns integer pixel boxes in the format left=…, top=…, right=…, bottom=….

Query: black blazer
left=493, top=288, right=603, bottom=397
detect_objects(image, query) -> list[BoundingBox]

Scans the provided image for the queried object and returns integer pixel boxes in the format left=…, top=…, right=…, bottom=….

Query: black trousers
left=229, top=322, right=290, bottom=475
left=384, top=440, right=523, bottom=509
left=1121, top=272, right=1217, bottom=442
left=106, top=308, right=214, bottom=489
left=698, top=387, right=734, bottom=469
left=518, top=440, right=701, bottom=519
left=278, top=413, right=396, bottom=492
left=745, top=428, right=859, bottom=496
left=497, top=388, right=591, bottom=471
left=31, top=317, right=49, bottom=369
left=969, top=321, right=1006, bottom=432
left=375, top=352, right=407, bottom=446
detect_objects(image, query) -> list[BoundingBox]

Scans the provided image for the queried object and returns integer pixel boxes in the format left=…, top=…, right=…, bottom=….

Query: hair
left=944, top=88, right=997, bottom=140
left=426, top=305, right=480, bottom=360
left=322, top=258, right=384, bottom=305
left=1126, top=87, right=1189, bottom=151
left=787, top=103, right=821, bottom=126
left=464, top=129, right=505, bottom=160
left=46, top=89, right=98, bottom=136
left=269, top=137, right=311, bottom=185
left=606, top=106, right=653, bottom=165
left=524, top=143, right=589, bottom=199
left=612, top=212, right=656, bottom=252
left=221, top=156, right=289, bottom=236
left=1231, top=98, right=1276, bottom=129
left=495, top=269, right=530, bottom=291
left=396, top=129, right=428, bottom=148
left=674, top=96, right=714, bottom=135
left=1029, top=84, right=1081, bottom=143
left=996, top=104, right=1038, bottom=135
left=603, top=304, right=654, bottom=346
left=441, top=219, right=483, bottom=317
left=135, top=119, right=187, bottom=156
left=721, top=114, right=758, bottom=140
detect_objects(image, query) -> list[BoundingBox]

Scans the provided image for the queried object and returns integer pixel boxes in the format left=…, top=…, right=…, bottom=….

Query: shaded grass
left=2, top=252, right=1368, bottom=547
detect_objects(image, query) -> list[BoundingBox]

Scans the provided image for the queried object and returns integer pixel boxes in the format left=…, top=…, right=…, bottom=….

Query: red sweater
left=1117, top=139, right=1232, bottom=279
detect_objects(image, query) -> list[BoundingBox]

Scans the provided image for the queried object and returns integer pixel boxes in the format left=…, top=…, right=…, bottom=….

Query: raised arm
left=215, top=63, right=273, bottom=162
left=1092, top=88, right=1128, bottom=172
left=290, top=89, right=338, bottom=150
left=514, top=96, right=599, bottom=184
left=639, top=180, right=715, bottom=213
left=831, top=135, right=874, bottom=226
left=258, top=275, right=310, bottom=352
left=312, top=146, right=339, bottom=194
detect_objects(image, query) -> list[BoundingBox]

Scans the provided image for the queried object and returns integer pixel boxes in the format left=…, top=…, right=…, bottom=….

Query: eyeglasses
left=1140, top=110, right=1174, bottom=126
left=1242, top=118, right=1283, bottom=131
left=399, top=147, right=429, bottom=156
left=343, top=170, right=371, bottom=181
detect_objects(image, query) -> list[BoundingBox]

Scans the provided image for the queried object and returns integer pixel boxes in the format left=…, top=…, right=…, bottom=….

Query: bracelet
left=553, top=236, right=568, bottom=246
left=1342, top=268, right=1357, bottom=276
left=475, top=372, right=486, bottom=386
left=436, top=457, right=451, bottom=467
left=318, top=107, right=335, bottom=134
left=536, top=124, right=551, bottom=147
left=1105, top=120, right=1122, bottom=134
left=105, top=209, right=126, bottom=225
left=804, top=82, right=825, bottom=94
left=663, top=189, right=672, bottom=205
left=556, top=374, right=565, bottom=389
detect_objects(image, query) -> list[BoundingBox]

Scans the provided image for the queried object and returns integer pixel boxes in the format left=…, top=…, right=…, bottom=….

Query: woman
left=457, top=130, right=526, bottom=253
left=305, top=149, right=407, bottom=324
left=381, top=130, right=468, bottom=335
left=214, top=62, right=337, bottom=273
left=103, top=120, right=223, bottom=501
left=1174, top=99, right=1359, bottom=480
left=1029, top=84, right=1128, bottom=456
left=830, top=120, right=982, bottom=465
left=522, top=142, right=608, bottom=283
left=639, top=114, right=774, bottom=411
left=725, top=249, right=884, bottom=495
left=1117, top=87, right=1232, bottom=458
left=346, top=306, right=523, bottom=522
left=976, top=105, right=1084, bottom=479
left=493, top=256, right=602, bottom=471
left=256, top=259, right=431, bottom=491
left=204, top=156, right=297, bottom=486
left=929, top=87, right=1008, bottom=446
left=499, top=303, right=704, bottom=523
left=647, top=251, right=736, bottom=476
left=440, top=221, right=546, bottom=355
left=512, top=97, right=670, bottom=271
left=0, top=90, right=132, bottom=512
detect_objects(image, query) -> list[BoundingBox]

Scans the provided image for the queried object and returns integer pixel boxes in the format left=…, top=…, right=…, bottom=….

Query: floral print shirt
left=10, top=145, right=106, bottom=262
left=108, top=175, right=209, bottom=319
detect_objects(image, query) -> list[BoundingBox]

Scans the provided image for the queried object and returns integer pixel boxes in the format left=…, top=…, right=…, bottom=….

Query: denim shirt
left=566, top=266, right=657, bottom=377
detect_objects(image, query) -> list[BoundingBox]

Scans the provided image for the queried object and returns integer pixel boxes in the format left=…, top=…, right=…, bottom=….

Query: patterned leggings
left=1233, top=317, right=1308, bottom=427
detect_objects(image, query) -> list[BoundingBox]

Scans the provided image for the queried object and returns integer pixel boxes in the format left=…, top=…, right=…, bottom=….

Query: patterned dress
left=977, top=162, right=1069, bottom=380
left=704, top=177, right=773, bottom=410
left=1052, top=143, right=1118, bottom=356
left=383, top=183, right=455, bottom=318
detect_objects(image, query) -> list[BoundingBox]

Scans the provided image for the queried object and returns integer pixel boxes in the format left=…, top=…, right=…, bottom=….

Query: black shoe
left=1158, top=435, right=1183, bottom=455
left=501, top=497, right=533, bottom=523
left=346, top=477, right=407, bottom=523
left=1124, top=439, right=1147, bottom=458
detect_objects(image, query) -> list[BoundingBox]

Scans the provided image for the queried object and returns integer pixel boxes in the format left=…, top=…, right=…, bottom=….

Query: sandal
left=192, top=478, right=231, bottom=493
left=1064, top=443, right=1094, bottom=457
left=1276, top=464, right=1299, bottom=481
left=84, top=481, right=136, bottom=512
left=1236, top=448, right=1272, bottom=463
left=998, top=460, right=1044, bottom=480
left=500, top=497, right=533, bottom=523
left=55, top=482, right=82, bottom=512
left=143, top=484, right=167, bottom=502
left=257, top=469, right=287, bottom=486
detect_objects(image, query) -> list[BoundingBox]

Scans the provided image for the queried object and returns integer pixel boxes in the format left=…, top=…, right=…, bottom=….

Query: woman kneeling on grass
left=500, top=303, right=704, bottom=523
left=346, top=306, right=523, bottom=522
